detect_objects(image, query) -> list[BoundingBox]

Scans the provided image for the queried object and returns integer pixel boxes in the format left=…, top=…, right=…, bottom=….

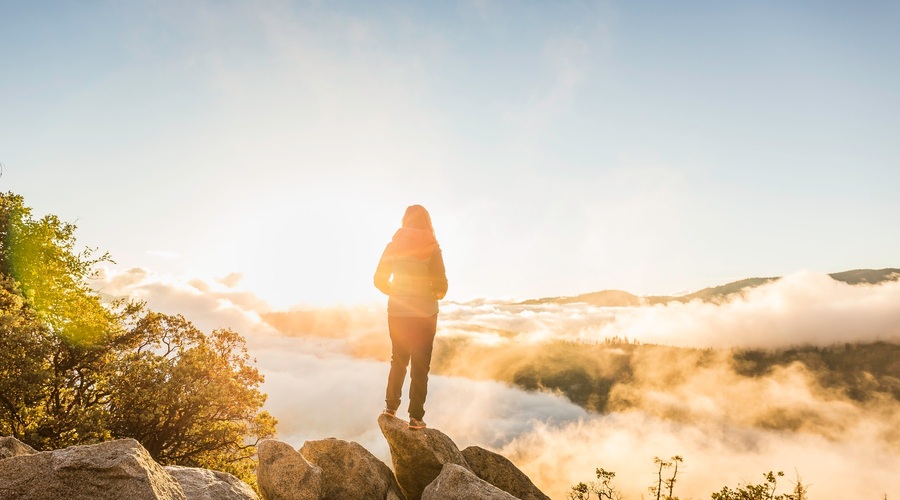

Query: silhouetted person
left=374, top=205, right=448, bottom=430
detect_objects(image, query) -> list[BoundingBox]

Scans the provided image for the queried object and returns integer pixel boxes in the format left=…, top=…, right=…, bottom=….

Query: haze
left=95, top=267, right=900, bottom=499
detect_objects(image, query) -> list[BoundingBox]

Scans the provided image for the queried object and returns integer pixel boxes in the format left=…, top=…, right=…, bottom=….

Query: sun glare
left=179, top=186, right=434, bottom=309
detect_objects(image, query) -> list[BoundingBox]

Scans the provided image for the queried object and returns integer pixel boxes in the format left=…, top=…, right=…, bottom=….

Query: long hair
left=401, top=205, right=436, bottom=238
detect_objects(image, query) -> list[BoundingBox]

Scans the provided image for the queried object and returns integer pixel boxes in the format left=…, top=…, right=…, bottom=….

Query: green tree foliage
left=0, top=192, right=275, bottom=485
left=0, top=277, right=52, bottom=441
left=107, top=311, right=276, bottom=481
left=0, top=192, right=128, bottom=448
left=0, top=192, right=114, bottom=344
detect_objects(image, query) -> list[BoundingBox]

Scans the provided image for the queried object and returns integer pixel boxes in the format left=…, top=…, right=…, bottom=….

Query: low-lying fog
left=97, top=268, right=900, bottom=499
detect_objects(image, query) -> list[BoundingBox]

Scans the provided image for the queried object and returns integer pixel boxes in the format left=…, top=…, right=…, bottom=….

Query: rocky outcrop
left=0, top=420, right=548, bottom=500
left=299, top=438, right=404, bottom=500
left=0, top=438, right=186, bottom=500
left=421, top=463, right=519, bottom=500
left=462, top=446, right=550, bottom=500
left=0, top=436, right=36, bottom=460
left=257, top=439, right=323, bottom=500
left=165, top=465, right=259, bottom=500
left=377, top=413, right=469, bottom=500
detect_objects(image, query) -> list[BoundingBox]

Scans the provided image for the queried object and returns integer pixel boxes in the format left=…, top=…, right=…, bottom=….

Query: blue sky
left=2, top=0, right=899, bottom=307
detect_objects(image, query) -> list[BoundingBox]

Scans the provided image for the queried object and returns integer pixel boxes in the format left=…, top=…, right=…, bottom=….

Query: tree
left=0, top=277, right=52, bottom=440
left=0, top=192, right=114, bottom=344
left=106, top=311, right=276, bottom=481
left=650, top=455, right=683, bottom=500
left=0, top=192, right=275, bottom=486
left=0, top=192, right=125, bottom=448
left=568, top=467, right=622, bottom=500
left=711, top=471, right=804, bottom=500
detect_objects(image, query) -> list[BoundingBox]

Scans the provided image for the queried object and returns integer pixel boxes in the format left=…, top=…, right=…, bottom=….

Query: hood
left=390, top=227, right=438, bottom=260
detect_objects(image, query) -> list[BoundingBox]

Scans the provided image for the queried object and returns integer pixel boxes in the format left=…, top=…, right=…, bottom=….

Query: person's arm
left=373, top=244, right=393, bottom=296
left=430, top=246, right=448, bottom=300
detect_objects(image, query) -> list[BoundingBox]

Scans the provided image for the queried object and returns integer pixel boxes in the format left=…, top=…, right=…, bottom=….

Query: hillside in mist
left=262, top=268, right=900, bottom=437
left=518, top=268, right=900, bottom=306
left=434, top=337, right=900, bottom=432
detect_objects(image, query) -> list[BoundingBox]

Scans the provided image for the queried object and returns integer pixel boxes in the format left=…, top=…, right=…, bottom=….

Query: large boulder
left=257, top=439, right=322, bottom=500
left=0, top=438, right=185, bottom=500
left=421, top=463, right=519, bottom=500
left=0, top=436, right=37, bottom=460
left=462, top=446, right=549, bottom=500
left=377, top=413, right=469, bottom=500
left=164, top=465, right=259, bottom=500
left=299, top=438, right=404, bottom=500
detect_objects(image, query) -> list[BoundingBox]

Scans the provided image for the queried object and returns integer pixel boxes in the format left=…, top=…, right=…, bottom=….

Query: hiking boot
left=408, top=418, right=427, bottom=430
left=382, top=408, right=399, bottom=418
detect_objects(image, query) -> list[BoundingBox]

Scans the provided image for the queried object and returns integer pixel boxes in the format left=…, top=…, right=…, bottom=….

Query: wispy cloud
left=436, top=271, right=900, bottom=349
left=595, top=270, right=900, bottom=348
left=94, top=266, right=274, bottom=335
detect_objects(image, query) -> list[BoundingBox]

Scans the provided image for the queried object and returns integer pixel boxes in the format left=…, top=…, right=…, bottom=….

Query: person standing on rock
left=374, top=205, right=448, bottom=430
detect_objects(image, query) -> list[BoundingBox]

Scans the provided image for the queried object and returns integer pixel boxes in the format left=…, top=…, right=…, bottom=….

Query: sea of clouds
left=94, top=267, right=900, bottom=499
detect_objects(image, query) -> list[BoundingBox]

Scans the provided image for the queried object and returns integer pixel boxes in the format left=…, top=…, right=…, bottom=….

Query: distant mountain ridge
left=517, top=268, right=900, bottom=307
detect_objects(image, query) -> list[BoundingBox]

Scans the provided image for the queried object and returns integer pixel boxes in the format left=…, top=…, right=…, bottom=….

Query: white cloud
left=595, top=271, right=900, bottom=348
left=90, top=266, right=900, bottom=499
left=502, top=408, right=900, bottom=500
left=251, top=332, right=587, bottom=464
left=436, top=271, right=900, bottom=349
left=93, top=265, right=275, bottom=335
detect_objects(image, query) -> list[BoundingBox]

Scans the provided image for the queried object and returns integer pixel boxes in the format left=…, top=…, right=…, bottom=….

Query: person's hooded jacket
left=374, top=227, right=447, bottom=317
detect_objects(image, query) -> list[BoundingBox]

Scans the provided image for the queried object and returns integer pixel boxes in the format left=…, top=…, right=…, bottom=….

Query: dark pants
left=385, top=314, right=437, bottom=420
